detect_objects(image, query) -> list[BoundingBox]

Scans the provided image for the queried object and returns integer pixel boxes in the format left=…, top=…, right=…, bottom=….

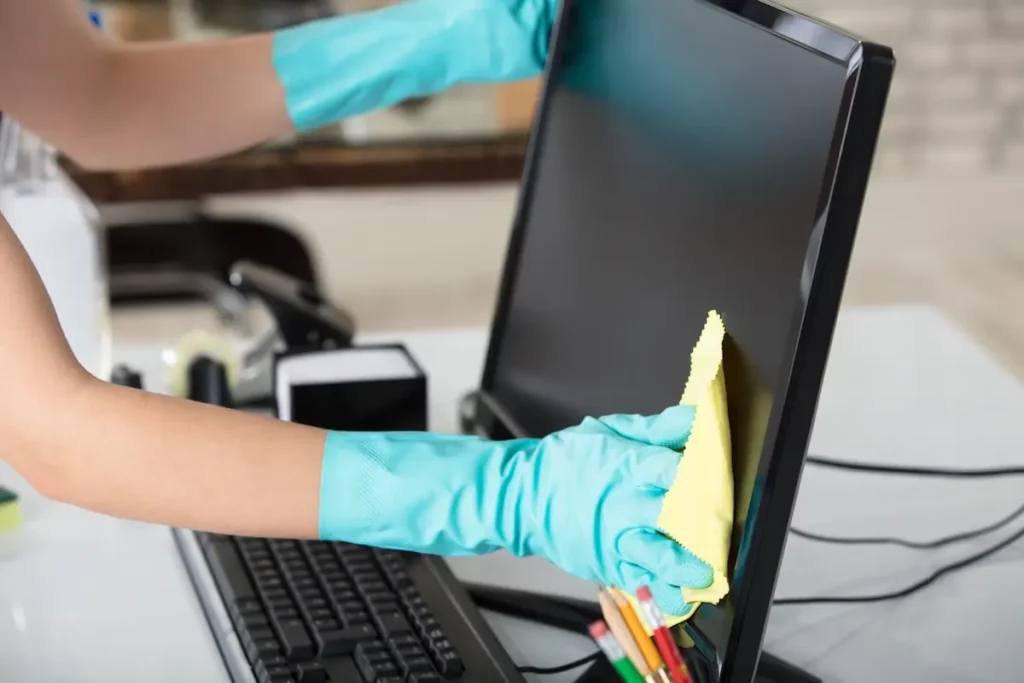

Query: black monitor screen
left=482, top=0, right=881, bottom=679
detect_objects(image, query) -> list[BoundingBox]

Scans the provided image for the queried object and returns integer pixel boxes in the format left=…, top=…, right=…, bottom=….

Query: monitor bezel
left=471, top=2, right=895, bottom=681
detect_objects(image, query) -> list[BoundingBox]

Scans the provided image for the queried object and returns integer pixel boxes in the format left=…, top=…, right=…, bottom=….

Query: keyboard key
left=295, top=587, right=321, bottom=601
left=271, top=540, right=299, bottom=551
left=364, top=590, right=396, bottom=604
left=269, top=597, right=296, bottom=612
left=433, top=647, right=465, bottom=677
left=244, top=637, right=281, bottom=664
left=293, top=662, right=328, bottom=683
left=318, top=567, right=345, bottom=579
left=305, top=597, right=329, bottom=610
left=261, top=655, right=289, bottom=669
left=241, top=612, right=270, bottom=630
left=231, top=598, right=265, bottom=621
left=415, top=620, right=440, bottom=640
left=253, top=568, right=281, bottom=582
left=273, top=607, right=300, bottom=620
left=206, top=541, right=256, bottom=604
left=355, top=581, right=389, bottom=595
left=244, top=626, right=276, bottom=642
left=374, top=612, right=411, bottom=638
left=387, top=634, right=419, bottom=650
left=330, top=589, right=358, bottom=603
left=315, top=624, right=377, bottom=655
left=312, top=618, right=340, bottom=632
left=369, top=602, right=401, bottom=619
left=354, top=655, right=397, bottom=679
left=259, top=577, right=286, bottom=592
left=397, top=655, right=435, bottom=677
left=336, top=544, right=372, bottom=557
left=408, top=674, right=442, bottom=683
left=262, top=588, right=290, bottom=603
left=323, top=656, right=363, bottom=683
left=255, top=663, right=292, bottom=680
left=272, top=617, right=315, bottom=661
left=346, top=560, right=376, bottom=572
left=308, top=607, right=334, bottom=622
left=249, top=558, right=277, bottom=572
left=336, top=600, right=365, bottom=615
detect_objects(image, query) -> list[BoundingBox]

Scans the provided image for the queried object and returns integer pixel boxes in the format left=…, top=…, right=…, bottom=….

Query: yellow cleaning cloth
left=623, top=310, right=735, bottom=629
left=0, top=488, right=22, bottom=533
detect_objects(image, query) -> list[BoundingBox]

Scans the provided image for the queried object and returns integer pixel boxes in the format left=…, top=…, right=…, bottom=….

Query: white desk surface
left=1, top=304, right=1023, bottom=682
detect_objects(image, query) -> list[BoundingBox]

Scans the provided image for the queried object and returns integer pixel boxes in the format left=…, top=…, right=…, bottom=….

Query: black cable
left=774, top=520, right=1024, bottom=606
left=806, top=455, right=1024, bottom=478
left=518, top=651, right=601, bottom=675
left=789, top=499, right=1024, bottom=549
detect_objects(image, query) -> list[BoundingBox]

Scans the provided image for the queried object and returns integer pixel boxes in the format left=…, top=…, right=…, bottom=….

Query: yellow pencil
left=598, top=589, right=653, bottom=679
left=607, top=588, right=666, bottom=674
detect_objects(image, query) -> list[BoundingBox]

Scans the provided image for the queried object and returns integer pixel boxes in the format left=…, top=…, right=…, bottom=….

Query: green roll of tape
left=0, top=487, right=22, bottom=532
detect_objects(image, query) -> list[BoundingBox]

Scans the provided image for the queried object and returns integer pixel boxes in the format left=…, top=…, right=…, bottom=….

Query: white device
left=0, top=118, right=110, bottom=379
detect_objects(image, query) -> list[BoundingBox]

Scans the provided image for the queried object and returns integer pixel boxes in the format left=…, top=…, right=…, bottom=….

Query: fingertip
left=661, top=545, right=715, bottom=589
left=649, top=404, right=696, bottom=450
left=648, top=580, right=691, bottom=617
left=621, top=531, right=715, bottom=590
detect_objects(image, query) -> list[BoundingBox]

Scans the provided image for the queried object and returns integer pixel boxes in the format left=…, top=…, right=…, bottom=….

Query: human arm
left=0, top=0, right=554, bottom=170
left=1, top=197, right=704, bottom=613
left=0, top=210, right=326, bottom=539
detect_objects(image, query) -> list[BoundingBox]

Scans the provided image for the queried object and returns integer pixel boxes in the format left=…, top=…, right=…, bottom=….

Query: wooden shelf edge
left=61, top=138, right=530, bottom=203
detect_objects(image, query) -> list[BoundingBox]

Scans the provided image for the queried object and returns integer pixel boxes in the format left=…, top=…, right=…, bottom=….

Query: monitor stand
left=467, top=585, right=822, bottom=683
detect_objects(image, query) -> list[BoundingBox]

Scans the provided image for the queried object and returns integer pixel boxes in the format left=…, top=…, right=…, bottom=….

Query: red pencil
left=634, top=586, right=692, bottom=683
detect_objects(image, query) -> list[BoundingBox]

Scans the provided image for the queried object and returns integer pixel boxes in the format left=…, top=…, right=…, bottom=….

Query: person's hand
left=449, top=0, right=559, bottom=82
left=272, top=0, right=559, bottom=132
left=318, top=405, right=712, bottom=616
left=500, top=405, right=713, bottom=615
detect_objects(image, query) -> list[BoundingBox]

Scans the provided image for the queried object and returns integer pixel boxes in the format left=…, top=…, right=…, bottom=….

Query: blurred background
left=81, top=0, right=1023, bottom=383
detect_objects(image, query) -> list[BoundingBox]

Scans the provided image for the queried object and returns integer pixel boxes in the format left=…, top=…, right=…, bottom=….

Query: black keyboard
left=183, top=532, right=523, bottom=683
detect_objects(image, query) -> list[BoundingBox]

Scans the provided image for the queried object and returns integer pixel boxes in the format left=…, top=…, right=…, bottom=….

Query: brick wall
left=785, top=0, right=1024, bottom=174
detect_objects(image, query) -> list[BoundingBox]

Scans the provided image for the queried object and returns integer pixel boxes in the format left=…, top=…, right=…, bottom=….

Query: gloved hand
left=273, top=0, right=558, bottom=132
left=318, top=405, right=713, bottom=615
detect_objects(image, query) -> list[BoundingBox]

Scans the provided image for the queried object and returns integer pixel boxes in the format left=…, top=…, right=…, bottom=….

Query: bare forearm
left=0, top=0, right=291, bottom=170
left=0, top=210, right=324, bottom=538
left=80, top=36, right=292, bottom=169
left=43, top=382, right=326, bottom=538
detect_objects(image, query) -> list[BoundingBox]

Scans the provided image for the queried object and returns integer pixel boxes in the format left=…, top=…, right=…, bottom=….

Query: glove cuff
left=318, top=431, right=533, bottom=557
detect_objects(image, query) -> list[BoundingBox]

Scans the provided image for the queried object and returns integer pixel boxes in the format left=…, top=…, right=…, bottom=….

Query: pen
left=606, top=588, right=667, bottom=675
left=590, top=620, right=646, bottom=683
left=635, top=586, right=693, bottom=683
left=597, top=589, right=656, bottom=682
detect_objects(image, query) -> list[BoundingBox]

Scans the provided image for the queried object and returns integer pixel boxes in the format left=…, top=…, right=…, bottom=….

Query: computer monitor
left=470, top=1, right=893, bottom=681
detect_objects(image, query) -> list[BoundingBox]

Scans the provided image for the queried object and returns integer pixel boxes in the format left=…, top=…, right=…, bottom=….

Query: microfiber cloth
left=0, top=487, right=22, bottom=533
left=622, top=310, right=735, bottom=629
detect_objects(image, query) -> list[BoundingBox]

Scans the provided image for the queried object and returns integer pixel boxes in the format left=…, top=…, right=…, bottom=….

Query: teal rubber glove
left=318, top=405, right=713, bottom=615
left=272, top=0, right=557, bottom=132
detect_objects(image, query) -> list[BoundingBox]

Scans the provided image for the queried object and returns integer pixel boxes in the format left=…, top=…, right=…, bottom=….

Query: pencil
left=590, top=620, right=646, bottom=683
left=597, top=589, right=654, bottom=679
left=635, top=585, right=692, bottom=683
left=606, top=587, right=666, bottom=674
